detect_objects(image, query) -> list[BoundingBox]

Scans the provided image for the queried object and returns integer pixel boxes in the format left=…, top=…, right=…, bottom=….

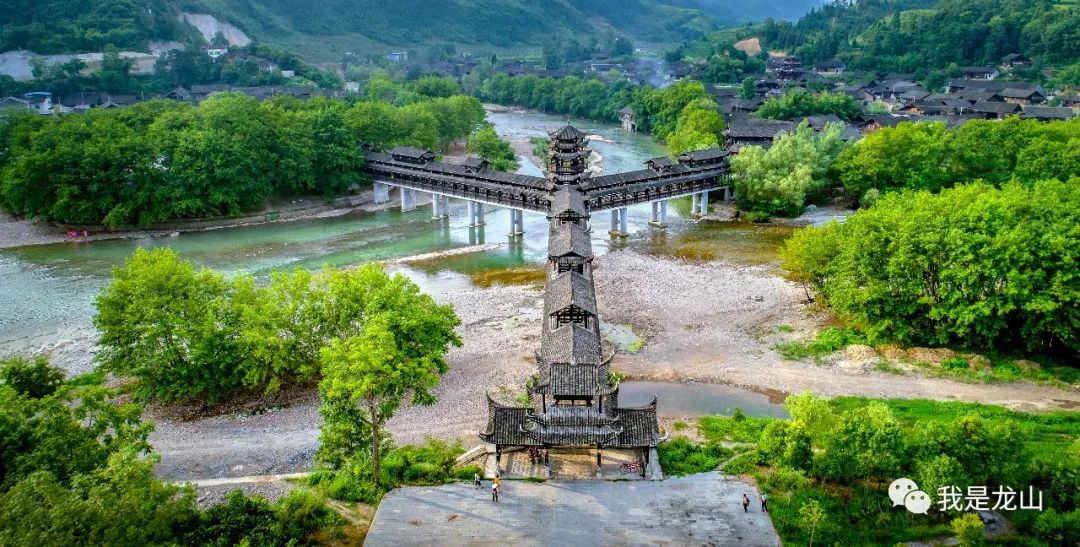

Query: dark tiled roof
left=550, top=125, right=587, bottom=140
left=541, top=324, right=602, bottom=365
left=972, top=101, right=1020, bottom=114
left=547, top=364, right=603, bottom=398
left=388, top=146, right=436, bottom=162
left=548, top=222, right=592, bottom=259
left=548, top=186, right=588, bottom=218
left=999, top=87, right=1043, bottom=99
left=544, top=271, right=597, bottom=316
left=724, top=118, right=795, bottom=139
left=677, top=148, right=728, bottom=165
left=1019, top=106, right=1075, bottom=120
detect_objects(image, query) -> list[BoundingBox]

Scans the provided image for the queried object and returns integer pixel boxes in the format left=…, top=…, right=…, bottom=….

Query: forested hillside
left=759, top=0, right=1080, bottom=71
left=0, top=0, right=195, bottom=53
left=1, top=0, right=719, bottom=59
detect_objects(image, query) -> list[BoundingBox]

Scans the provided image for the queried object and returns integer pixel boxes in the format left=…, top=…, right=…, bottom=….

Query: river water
left=0, top=109, right=793, bottom=415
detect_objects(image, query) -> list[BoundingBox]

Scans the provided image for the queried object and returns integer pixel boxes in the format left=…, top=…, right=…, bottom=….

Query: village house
left=1019, top=106, right=1076, bottom=121
left=723, top=116, right=795, bottom=150
left=204, top=46, right=228, bottom=59
left=971, top=100, right=1021, bottom=119
left=959, top=66, right=999, bottom=80
left=619, top=106, right=636, bottom=132
left=999, top=53, right=1028, bottom=71
left=386, top=52, right=408, bottom=63
left=998, top=87, right=1047, bottom=105
left=1058, top=94, right=1080, bottom=108
left=814, top=60, right=846, bottom=75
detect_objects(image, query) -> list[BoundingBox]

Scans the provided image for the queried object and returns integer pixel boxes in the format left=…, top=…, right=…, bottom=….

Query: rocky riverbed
left=142, top=249, right=1080, bottom=480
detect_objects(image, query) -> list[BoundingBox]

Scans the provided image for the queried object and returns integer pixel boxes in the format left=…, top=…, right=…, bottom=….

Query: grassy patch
left=872, top=360, right=904, bottom=375
left=774, top=327, right=865, bottom=361
left=657, top=436, right=732, bottom=476
left=699, top=409, right=773, bottom=443
left=775, top=324, right=796, bottom=333
left=774, top=341, right=811, bottom=360
left=687, top=397, right=1080, bottom=545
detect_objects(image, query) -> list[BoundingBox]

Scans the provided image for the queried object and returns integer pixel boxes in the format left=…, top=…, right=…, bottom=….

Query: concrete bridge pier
left=649, top=200, right=668, bottom=228
left=401, top=188, right=417, bottom=212
left=509, top=209, right=524, bottom=237
left=723, top=186, right=734, bottom=202
left=373, top=182, right=390, bottom=204
left=609, top=207, right=629, bottom=237
left=431, top=194, right=449, bottom=219
left=692, top=191, right=709, bottom=217
left=468, top=201, right=485, bottom=227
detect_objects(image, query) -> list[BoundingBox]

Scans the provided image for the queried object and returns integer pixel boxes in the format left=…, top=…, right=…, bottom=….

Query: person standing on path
left=494, top=474, right=502, bottom=495
left=491, top=481, right=499, bottom=502
left=742, top=494, right=750, bottom=513
left=474, top=472, right=481, bottom=488
left=761, top=491, right=768, bottom=512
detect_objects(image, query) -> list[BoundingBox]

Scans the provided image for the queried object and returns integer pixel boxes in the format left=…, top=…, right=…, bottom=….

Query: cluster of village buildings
left=654, top=54, right=1080, bottom=151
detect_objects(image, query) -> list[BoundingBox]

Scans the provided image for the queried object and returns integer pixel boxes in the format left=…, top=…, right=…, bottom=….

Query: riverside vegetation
left=658, top=393, right=1080, bottom=545
left=0, top=78, right=511, bottom=227
left=3, top=245, right=471, bottom=543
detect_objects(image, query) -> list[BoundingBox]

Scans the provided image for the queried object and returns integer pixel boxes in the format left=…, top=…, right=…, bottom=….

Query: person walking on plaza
left=742, top=494, right=750, bottom=513
left=474, top=472, right=481, bottom=488
left=760, top=491, right=768, bottom=512
left=491, top=481, right=499, bottom=502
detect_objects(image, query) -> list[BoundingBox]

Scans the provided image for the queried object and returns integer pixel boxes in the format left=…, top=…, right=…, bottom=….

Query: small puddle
left=1052, top=399, right=1080, bottom=410
left=601, top=322, right=643, bottom=353
left=619, top=381, right=789, bottom=418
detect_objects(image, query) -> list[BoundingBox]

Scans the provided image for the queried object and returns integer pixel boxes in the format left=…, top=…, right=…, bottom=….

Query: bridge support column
left=431, top=194, right=448, bottom=219
left=468, top=201, right=485, bottom=227
left=401, top=188, right=416, bottom=212
left=691, top=192, right=700, bottom=215
left=509, top=209, right=524, bottom=237
left=649, top=200, right=668, bottom=228
left=695, top=191, right=709, bottom=217
left=373, top=182, right=390, bottom=204
left=609, top=207, right=629, bottom=237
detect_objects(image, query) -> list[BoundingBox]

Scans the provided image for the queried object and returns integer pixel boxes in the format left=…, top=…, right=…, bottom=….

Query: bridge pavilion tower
left=546, top=125, right=592, bottom=186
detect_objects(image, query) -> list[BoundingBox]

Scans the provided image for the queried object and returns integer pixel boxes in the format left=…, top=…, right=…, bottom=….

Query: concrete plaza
left=364, top=473, right=780, bottom=546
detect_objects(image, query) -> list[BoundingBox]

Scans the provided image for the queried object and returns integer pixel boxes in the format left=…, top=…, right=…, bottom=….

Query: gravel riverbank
left=144, top=249, right=1080, bottom=480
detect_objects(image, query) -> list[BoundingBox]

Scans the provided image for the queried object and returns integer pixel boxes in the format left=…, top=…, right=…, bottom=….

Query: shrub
left=657, top=437, right=731, bottom=476
left=0, top=355, right=64, bottom=398
left=942, top=358, right=969, bottom=371
left=951, top=512, right=985, bottom=547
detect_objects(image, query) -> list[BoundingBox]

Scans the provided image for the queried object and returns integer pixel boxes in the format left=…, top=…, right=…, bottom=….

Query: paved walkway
left=365, top=473, right=780, bottom=546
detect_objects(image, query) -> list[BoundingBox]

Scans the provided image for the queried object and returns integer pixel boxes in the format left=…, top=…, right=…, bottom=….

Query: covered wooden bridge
left=361, top=127, right=732, bottom=236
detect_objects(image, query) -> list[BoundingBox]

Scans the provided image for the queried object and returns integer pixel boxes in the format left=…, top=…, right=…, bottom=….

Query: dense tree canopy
left=782, top=180, right=1080, bottom=356
left=835, top=118, right=1080, bottom=202
left=95, top=248, right=462, bottom=404
left=0, top=92, right=487, bottom=226
left=756, top=90, right=862, bottom=121
left=730, top=122, right=849, bottom=216
left=757, top=0, right=1079, bottom=75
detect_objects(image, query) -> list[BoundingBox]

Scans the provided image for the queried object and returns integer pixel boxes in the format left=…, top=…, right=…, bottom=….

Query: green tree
left=952, top=513, right=985, bottom=547
left=318, top=265, right=461, bottom=484
left=739, top=77, right=756, bottom=100
left=466, top=126, right=519, bottom=171
left=94, top=248, right=244, bottom=402
left=731, top=122, right=848, bottom=216
left=799, top=499, right=826, bottom=547
left=756, top=90, right=861, bottom=121
left=782, top=180, right=1080, bottom=355
left=0, top=355, right=64, bottom=399
left=816, top=402, right=904, bottom=483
